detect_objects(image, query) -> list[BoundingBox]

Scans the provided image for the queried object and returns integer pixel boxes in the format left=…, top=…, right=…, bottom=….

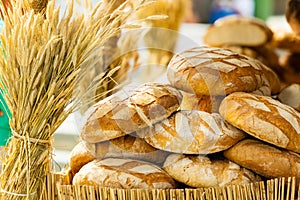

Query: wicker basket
left=47, top=172, right=299, bottom=200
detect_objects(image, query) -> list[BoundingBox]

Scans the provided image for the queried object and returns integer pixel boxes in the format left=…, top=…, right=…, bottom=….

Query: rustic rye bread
left=81, top=83, right=182, bottom=143
left=167, top=46, right=272, bottom=96
left=72, top=158, right=176, bottom=189
left=69, top=134, right=170, bottom=175
left=224, top=139, right=300, bottom=179
left=203, top=16, right=273, bottom=47
left=219, top=92, right=300, bottom=153
left=137, top=110, right=245, bottom=154
left=163, top=154, right=261, bottom=188
left=278, top=83, right=300, bottom=111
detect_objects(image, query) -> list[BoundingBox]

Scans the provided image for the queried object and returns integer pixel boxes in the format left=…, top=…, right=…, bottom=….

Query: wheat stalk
left=0, top=0, right=148, bottom=199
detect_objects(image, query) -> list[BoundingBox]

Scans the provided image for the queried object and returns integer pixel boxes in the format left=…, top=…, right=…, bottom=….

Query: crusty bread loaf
left=278, top=84, right=300, bottom=111
left=179, top=90, right=224, bottom=113
left=137, top=110, right=245, bottom=154
left=167, top=46, right=272, bottom=96
left=81, top=83, right=182, bottom=143
left=72, top=158, right=176, bottom=189
left=224, top=139, right=300, bottom=179
left=163, top=154, right=261, bottom=188
left=219, top=92, right=300, bottom=153
left=69, top=134, right=170, bottom=175
left=203, top=16, right=273, bottom=47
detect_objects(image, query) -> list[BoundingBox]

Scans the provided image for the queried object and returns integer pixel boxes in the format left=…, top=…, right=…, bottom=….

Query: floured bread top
left=163, top=154, right=260, bottom=188
left=167, top=46, right=271, bottom=96
left=137, top=110, right=245, bottom=154
left=219, top=92, right=300, bottom=153
left=81, top=82, right=182, bottom=143
left=72, top=158, right=176, bottom=189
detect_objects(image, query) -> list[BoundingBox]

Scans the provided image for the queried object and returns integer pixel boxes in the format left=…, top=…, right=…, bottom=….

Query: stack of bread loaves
left=69, top=43, right=300, bottom=189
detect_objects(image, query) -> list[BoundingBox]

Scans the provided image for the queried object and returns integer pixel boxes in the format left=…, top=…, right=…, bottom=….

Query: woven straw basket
left=46, top=173, right=299, bottom=200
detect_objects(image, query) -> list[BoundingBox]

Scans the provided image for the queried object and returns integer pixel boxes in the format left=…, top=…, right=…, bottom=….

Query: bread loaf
left=69, top=134, right=170, bottom=175
left=224, top=139, right=300, bottom=179
left=179, top=90, right=224, bottom=113
left=203, top=16, right=273, bottom=47
left=137, top=110, right=245, bottom=154
left=280, top=52, right=300, bottom=84
left=163, top=154, right=261, bottom=188
left=167, top=46, right=272, bottom=96
left=278, top=84, right=300, bottom=111
left=219, top=92, right=300, bottom=153
left=81, top=83, right=182, bottom=143
left=72, top=158, right=176, bottom=189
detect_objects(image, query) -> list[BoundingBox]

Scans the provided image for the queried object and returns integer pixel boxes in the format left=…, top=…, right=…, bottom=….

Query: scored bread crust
left=203, top=16, right=273, bottom=47
left=137, top=110, right=245, bottom=154
left=167, top=46, right=272, bottom=96
left=69, top=135, right=170, bottom=176
left=219, top=92, right=300, bottom=153
left=163, top=154, right=261, bottom=188
left=81, top=83, right=182, bottom=143
left=72, top=158, right=176, bottom=189
left=224, top=139, right=300, bottom=179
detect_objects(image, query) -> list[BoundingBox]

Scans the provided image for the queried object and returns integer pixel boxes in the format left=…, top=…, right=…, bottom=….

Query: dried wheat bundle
left=0, top=0, right=151, bottom=199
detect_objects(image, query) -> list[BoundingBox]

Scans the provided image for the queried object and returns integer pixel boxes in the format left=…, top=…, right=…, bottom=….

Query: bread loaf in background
left=72, top=158, right=176, bottom=189
left=81, top=83, right=182, bottom=143
left=137, top=110, right=245, bottom=154
left=163, top=154, right=261, bottom=188
left=69, top=134, right=170, bottom=176
left=224, top=139, right=300, bottom=179
left=219, top=92, right=300, bottom=153
left=278, top=84, right=300, bottom=111
left=280, top=52, right=300, bottom=85
left=203, top=16, right=273, bottom=47
left=167, top=46, right=274, bottom=97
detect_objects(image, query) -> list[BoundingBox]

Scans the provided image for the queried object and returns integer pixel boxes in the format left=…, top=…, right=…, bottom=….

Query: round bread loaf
left=179, top=90, right=224, bottom=113
left=137, top=110, right=245, bottom=154
left=81, top=83, right=182, bottom=143
left=278, top=84, right=300, bottom=111
left=203, top=16, right=273, bottom=47
left=224, top=139, right=300, bottom=179
left=72, top=158, right=176, bottom=189
left=163, top=154, right=261, bottom=188
left=219, top=92, right=300, bottom=153
left=69, top=134, right=170, bottom=175
left=167, top=46, right=272, bottom=96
